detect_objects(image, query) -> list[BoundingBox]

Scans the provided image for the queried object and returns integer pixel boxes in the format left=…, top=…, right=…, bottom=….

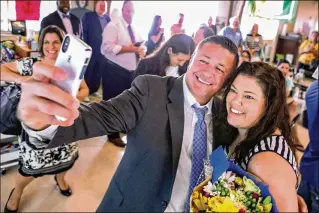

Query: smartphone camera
left=79, top=65, right=88, bottom=79
left=62, top=36, right=70, bottom=53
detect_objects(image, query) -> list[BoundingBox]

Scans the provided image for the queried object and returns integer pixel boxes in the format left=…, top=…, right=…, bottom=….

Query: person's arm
left=22, top=75, right=150, bottom=149
left=248, top=152, right=298, bottom=212
left=0, top=61, right=30, bottom=84
left=243, top=36, right=249, bottom=50
left=256, top=35, right=263, bottom=52
left=311, top=44, right=318, bottom=58
left=76, top=79, right=89, bottom=101
left=150, top=29, right=164, bottom=44
left=299, top=40, right=311, bottom=55
left=101, top=23, right=138, bottom=57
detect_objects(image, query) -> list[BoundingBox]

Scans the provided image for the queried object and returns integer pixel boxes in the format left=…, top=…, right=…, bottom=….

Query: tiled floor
left=1, top=136, right=125, bottom=212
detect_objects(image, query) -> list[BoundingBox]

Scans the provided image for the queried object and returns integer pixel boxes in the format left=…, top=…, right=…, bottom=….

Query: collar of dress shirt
left=182, top=75, right=213, bottom=114
left=57, top=9, right=71, bottom=19
left=120, top=16, right=130, bottom=28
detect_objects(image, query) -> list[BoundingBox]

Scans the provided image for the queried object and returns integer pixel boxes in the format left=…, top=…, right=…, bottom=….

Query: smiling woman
left=213, top=61, right=299, bottom=212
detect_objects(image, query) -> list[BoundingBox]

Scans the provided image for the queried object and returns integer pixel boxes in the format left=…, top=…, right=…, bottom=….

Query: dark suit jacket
left=134, top=58, right=188, bottom=79
left=44, top=75, right=222, bottom=212
left=40, top=11, right=81, bottom=37
left=81, top=12, right=110, bottom=59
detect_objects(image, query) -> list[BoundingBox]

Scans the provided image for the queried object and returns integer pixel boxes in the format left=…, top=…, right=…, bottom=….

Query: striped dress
left=225, top=135, right=299, bottom=187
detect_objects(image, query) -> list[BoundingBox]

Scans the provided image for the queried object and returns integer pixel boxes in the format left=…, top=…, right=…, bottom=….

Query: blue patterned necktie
left=185, top=105, right=208, bottom=212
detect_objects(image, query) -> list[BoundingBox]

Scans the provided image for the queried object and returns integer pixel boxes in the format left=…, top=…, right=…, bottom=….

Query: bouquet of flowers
left=190, top=146, right=278, bottom=213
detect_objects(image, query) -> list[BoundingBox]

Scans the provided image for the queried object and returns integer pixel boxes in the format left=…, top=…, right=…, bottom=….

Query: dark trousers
left=101, top=60, right=134, bottom=139
left=298, top=178, right=319, bottom=212
left=102, top=60, right=134, bottom=101
left=84, top=57, right=103, bottom=95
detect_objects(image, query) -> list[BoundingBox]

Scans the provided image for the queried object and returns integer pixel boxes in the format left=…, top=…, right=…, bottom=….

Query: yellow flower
left=192, top=193, right=208, bottom=210
left=192, top=191, right=199, bottom=199
left=210, top=197, right=239, bottom=212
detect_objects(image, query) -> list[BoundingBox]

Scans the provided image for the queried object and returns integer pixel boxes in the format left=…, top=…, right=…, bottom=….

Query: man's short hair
left=122, top=0, right=131, bottom=9
left=197, top=36, right=239, bottom=71
left=198, top=24, right=215, bottom=39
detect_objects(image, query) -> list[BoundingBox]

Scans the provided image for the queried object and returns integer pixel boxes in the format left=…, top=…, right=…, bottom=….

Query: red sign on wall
left=16, top=0, right=41, bottom=20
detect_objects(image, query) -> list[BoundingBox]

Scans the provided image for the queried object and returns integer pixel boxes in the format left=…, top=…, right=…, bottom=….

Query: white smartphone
left=52, top=34, right=92, bottom=121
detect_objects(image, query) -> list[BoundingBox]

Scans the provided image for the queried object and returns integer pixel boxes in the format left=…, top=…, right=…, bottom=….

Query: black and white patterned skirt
left=18, top=134, right=79, bottom=177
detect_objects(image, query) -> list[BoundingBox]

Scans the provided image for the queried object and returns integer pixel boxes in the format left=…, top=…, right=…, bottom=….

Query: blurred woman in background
left=244, top=23, right=264, bottom=61
left=145, top=15, right=165, bottom=56
left=134, top=34, right=195, bottom=78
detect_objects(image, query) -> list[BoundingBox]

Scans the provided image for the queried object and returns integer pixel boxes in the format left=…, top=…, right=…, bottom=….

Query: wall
left=216, top=1, right=232, bottom=24
left=293, top=0, right=318, bottom=37
left=269, top=1, right=319, bottom=63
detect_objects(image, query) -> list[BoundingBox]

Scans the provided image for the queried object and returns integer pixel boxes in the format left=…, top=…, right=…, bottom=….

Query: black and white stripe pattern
left=225, top=135, right=299, bottom=187
left=241, top=136, right=298, bottom=177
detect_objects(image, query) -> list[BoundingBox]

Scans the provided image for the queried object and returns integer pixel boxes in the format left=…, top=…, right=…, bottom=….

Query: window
left=1, top=1, right=56, bottom=32
left=110, top=1, right=219, bottom=40
left=241, top=1, right=280, bottom=41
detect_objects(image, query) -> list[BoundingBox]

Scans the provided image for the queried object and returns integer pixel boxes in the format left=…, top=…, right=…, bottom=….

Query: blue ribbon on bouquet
left=209, top=146, right=279, bottom=212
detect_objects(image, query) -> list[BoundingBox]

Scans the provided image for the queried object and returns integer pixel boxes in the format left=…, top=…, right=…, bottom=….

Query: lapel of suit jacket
left=53, top=11, right=67, bottom=32
left=167, top=76, right=184, bottom=178
left=70, top=15, right=79, bottom=35
left=93, top=13, right=103, bottom=35
left=211, top=95, right=222, bottom=150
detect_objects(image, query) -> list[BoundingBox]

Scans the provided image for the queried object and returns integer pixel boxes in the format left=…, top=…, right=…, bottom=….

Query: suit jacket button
left=161, top=201, right=168, bottom=208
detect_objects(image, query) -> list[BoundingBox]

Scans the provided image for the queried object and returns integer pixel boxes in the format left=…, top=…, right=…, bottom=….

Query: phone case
left=52, top=34, right=92, bottom=121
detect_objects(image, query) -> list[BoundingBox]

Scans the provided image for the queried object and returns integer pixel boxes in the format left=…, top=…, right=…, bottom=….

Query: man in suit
left=17, top=36, right=239, bottom=211
left=40, top=0, right=81, bottom=37
left=100, top=0, right=146, bottom=147
left=70, top=0, right=91, bottom=20
left=81, top=0, right=110, bottom=101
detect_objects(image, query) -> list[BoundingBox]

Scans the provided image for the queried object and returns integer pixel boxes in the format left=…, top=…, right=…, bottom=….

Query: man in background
left=170, top=13, right=185, bottom=35
left=218, top=16, right=243, bottom=51
left=70, top=0, right=91, bottom=20
left=40, top=0, right=81, bottom=37
left=298, top=78, right=319, bottom=212
left=81, top=0, right=111, bottom=101
left=100, top=0, right=146, bottom=147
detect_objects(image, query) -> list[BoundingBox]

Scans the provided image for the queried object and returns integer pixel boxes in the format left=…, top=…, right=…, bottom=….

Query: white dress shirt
left=164, top=76, right=213, bottom=212
left=23, top=76, right=214, bottom=212
left=100, top=17, right=143, bottom=71
left=165, top=66, right=179, bottom=77
left=57, top=10, right=74, bottom=35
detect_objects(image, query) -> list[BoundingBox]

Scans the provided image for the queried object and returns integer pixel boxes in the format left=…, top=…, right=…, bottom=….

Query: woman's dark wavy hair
left=148, top=15, right=161, bottom=37
left=146, top=34, right=195, bottom=76
left=214, top=62, right=296, bottom=162
left=38, top=25, right=65, bottom=57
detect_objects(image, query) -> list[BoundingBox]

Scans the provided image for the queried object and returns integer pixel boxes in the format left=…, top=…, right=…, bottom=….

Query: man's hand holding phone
left=17, top=62, right=80, bottom=131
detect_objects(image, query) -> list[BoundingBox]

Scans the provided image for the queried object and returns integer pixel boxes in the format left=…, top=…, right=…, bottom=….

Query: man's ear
left=167, top=47, right=173, bottom=55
